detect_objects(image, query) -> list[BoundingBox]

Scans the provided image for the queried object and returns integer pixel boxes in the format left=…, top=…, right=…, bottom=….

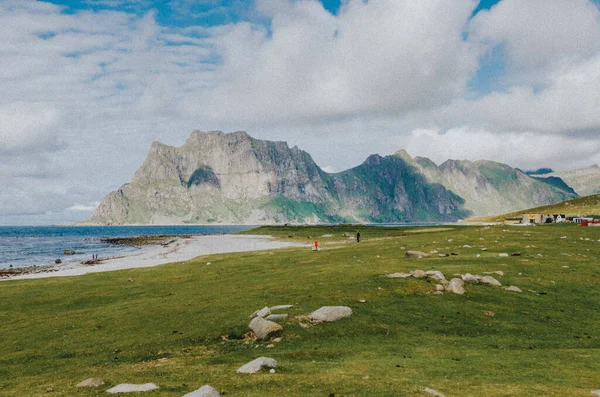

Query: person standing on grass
left=356, top=231, right=361, bottom=243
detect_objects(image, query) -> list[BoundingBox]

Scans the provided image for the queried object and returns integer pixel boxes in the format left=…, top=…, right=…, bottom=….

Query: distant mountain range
left=85, top=130, right=584, bottom=225
left=531, top=165, right=600, bottom=197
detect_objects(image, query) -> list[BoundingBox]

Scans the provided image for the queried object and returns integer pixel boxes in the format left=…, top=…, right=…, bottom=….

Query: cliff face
left=86, top=131, right=577, bottom=225
left=532, top=165, right=600, bottom=197
left=395, top=150, right=578, bottom=216
left=86, top=131, right=466, bottom=224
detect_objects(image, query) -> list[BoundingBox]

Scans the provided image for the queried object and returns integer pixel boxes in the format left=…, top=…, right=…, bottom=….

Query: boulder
left=425, top=270, right=446, bottom=282
left=461, top=273, right=479, bottom=284
left=386, top=272, right=412, bottom=278
left=480, top=276, right=502, bottom=287
left=412, top=270, right=426, bottom=279
left=265, top=314, right=288, bottom=321
left=445, top=278, right=466, bottom=295
left=505, top=286, right=522, bottom=293
left=309, top=306, right=352, bottom=323
left=405, top=251, right=428, bottom=258
left=236, top=357, right=278, bottom=374
left=249, top=317, right=282, bottom=340
left=76, top=378, right=105, bottom=387
left=106, top=383, right=159, bottom=393
left=435, top=284, right=445, bottom=291
left=183, top=385, right=220, bottom=397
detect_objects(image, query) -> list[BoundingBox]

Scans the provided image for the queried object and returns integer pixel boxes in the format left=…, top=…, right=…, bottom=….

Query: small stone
left=561, top=265, right=569, bottom=268
left=106, top=383, right=160, bottom=393
left=76, top=378, right=105, bottom=387
left=266, top=344, right=275, bottom=348
left=127, top=277, right=134, bottom=283
left=481, top=248, right=487, bottom=251
left=206, top=262, right=211, bottom=265
left=591, top=390, right=600, bottom=396
left=309, top=306, right=352, bottom=323
left=445, top=278, right=466, bottom=295
left=265, top=314, right=288, bottom=321
left=499, top=253, right=509, bottom=257
left=55, top=259, right=62, bottom=264
left=505, top=286, right=522, bottom=292
left=476, top=254, right=481, bottom=258
left=182, top=385, right=220, bottom=397
left=450, top=252, right=458, bottom=256
left=480, top=276, right=502, bottom=287
left=270, top=368, right=276, bottom=373
left=447, top=239, right=453, bottom=242
left=435, top=284, right=444, bottom=291
left=358, top=299, right=366, bottom=303
left=561, top=236, right=567, bottom=239
left=412, top=269, right=426, bottom=279
left=256, top=307, right=271, bottom=318
left=463, top=245, right=472, bottom=248
left=249, top=317, right=282, bottom=340
left=386, top=272, right=412, bottom=278
left=405, top=250, right=429, bottom=258
left=511, top=252, right=522, bottom=256
left=424, top=387, right=446, bottom=397
left=494, top=271, right=504, bottom=277
left=269, top=305, right=293, bottom=311
left=438, top=253, right=449, bottom=257
left=425, top=270, right=446, bottom=282
left=461, top=273, right=479, bottom=284
left=237, top=357, right=278, bottom=373
left=429, top=250, right=438, bottom=254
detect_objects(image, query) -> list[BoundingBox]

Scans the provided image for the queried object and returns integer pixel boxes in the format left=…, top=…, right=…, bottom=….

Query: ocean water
left=0, top=225, right=254, bottom=269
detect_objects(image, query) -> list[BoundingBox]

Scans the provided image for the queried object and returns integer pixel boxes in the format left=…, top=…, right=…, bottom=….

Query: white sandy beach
left=6, top=235, right=305, bottom=280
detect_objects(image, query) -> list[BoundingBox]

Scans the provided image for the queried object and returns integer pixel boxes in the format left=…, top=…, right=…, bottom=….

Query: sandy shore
left=5, top=235, right=305, bottom=281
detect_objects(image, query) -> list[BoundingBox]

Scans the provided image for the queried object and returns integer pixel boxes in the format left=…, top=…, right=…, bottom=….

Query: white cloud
left=0, top=0, right=599, bottom=224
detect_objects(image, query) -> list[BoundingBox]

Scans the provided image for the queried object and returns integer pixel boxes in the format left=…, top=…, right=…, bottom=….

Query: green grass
left=1, top=225, right=600, bottom=396
left=471, top=194, right=600, bottom=222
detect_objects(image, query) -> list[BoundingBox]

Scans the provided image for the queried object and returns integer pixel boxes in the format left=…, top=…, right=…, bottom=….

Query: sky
left=1, top=0, right=600, bottom=225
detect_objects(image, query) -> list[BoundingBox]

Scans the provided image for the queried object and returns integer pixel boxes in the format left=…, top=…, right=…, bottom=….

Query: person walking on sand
left=356, top=231, right=361, bottom=243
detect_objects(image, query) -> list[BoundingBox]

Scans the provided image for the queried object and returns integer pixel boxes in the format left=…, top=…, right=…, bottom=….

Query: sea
left=0, top=225, right=254, bottom=270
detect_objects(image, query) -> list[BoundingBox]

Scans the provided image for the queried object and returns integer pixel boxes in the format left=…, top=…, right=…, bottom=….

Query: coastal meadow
left=1, top=224, right=599, bottom=396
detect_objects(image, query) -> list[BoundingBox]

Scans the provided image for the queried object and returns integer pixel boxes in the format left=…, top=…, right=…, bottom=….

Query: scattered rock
left=236, top=357, right=278, bottom=374
left=76, top=378, right=105, bottom=387
left=445, top=278, right=466, bottom=295
left=256, top=307, right=271, bottom=318
left=480, top=276, right=502, bottom=287
left=424, top=387, right=446, bottom=397
left=358, top=299, right=366, bottom=303
left=461, top=273, right=479, bottom=284
left=272, top=337, right=282, bottom=343
left=494, top=271, right=504, bottom=277
left=55, top=259, right=62, bottom=264
left=405, top=250, right=429, bottom=258
left=425, top=270, right=446, bottom=282
left=386, top=272, right=412, bottom=278
left=476, top=254, right=481, bottom=258
left=435, top=284, right=445, bottom=291
left=412, top=270, right=426, bottom=279
left=561, top=236, right=567, bottom=239
left=499, top=253, right=509, bottom=257
left=438, top=253, right=449, bottom=257
left=249, top=317, right=282, bottom=340
left=450, top=252, right=458, bottom=256
left=511, top=252, right=522, bottom=256
left=127, top=277, right=134, bottom=283
left=106, top=383, right=160, bottom=393
left=561, top=265, right=569, bottom=268
left=505, top=286, right=522, bottom=293
left=265, top=314, right=288, bottom=321
left=481, top=248, right=487, bottom=251
left=591, top=390, right=600, bottom=396
left=309, top=306, right=352, bottom=323
left=269, top=305, right=293, bottom=311
left=463, top=245, right=472, bottom=248
left=64, top=250, right=76, bottom=255
left=429, top=250, right=439, bottom=254
left=183, top=385, right=220, bottom=397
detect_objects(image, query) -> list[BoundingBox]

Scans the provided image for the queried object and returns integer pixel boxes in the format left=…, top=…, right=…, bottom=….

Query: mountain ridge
left=85, top=130, right=577, bottom=225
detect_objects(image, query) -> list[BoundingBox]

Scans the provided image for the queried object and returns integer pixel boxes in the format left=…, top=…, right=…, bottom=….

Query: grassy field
left=1, top=224, right=600, bottom=396
left=470, top=194, right=600, bottom=222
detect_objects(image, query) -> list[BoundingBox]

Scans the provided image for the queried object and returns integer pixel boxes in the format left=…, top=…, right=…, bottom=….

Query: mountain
left=532, top=165, right=600, bottom=197
left=524, top=168, right=554, bottom=176
left=394, top=150, right=577, bottom=217
left=86, top=131, right=467, bottom=225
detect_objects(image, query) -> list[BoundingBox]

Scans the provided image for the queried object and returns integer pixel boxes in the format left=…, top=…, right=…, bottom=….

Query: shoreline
left=3, top=235, right=306, bottom=281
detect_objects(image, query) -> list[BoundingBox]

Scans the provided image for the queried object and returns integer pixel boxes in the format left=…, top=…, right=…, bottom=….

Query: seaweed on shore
left=100, top=234, right=191, bottom=247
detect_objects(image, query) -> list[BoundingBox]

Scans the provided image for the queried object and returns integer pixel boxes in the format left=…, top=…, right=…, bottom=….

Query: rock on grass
left=76, top=378, right=104, bottom=387
left=106, top=383, right=159, bottom=393
left=249, top=317, right=282, bottom=340
left=236, top=357, right=278, bottom=374
left=182, top=384, right=220, bottom=397
left=309, top=306, right=352, bottom=323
